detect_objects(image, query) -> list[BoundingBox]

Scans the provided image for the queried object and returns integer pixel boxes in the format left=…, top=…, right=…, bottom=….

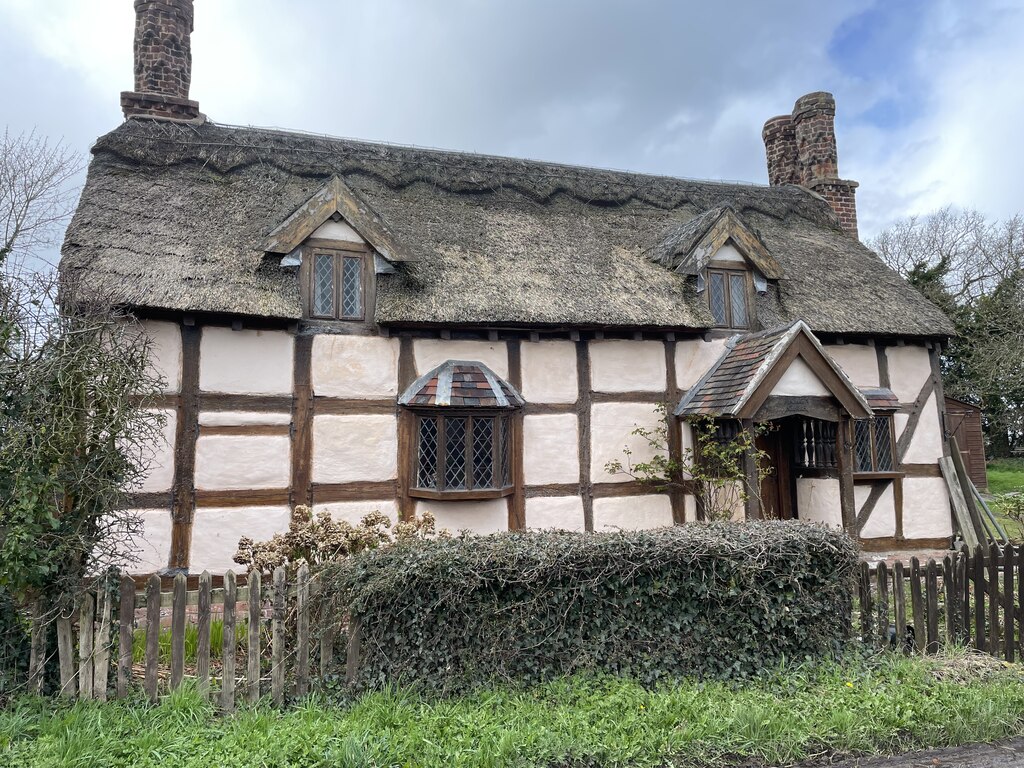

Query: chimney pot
left=121, top=0, right=200, bottom=121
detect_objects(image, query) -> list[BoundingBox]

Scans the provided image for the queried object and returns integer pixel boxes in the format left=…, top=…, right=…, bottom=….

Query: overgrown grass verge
left=988, top=458, right=1024, bottom=495
left=3, top=651, right=1023, bottom=768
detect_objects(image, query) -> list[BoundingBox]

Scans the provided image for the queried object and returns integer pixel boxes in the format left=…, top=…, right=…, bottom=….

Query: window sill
left=409, top=487, right=514, bottom=501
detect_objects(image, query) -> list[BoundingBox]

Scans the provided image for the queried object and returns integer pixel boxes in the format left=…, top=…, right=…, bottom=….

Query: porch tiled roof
left=399, top=360, right=523, bottom=408
left=859, top=387, right=900, bottom=410
left=675, top=325, right=795, bottom=416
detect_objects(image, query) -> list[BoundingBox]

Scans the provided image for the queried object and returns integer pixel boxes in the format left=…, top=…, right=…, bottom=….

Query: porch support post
left=836, top=417, right=856, bottom=531
left=741, top=418, right=761, bottom=520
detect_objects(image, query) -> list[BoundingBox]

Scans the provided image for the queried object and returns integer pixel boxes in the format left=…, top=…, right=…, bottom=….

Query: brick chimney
left=762, top=92, right=858, bottom=238
left=120, top=0, right=201, bottom=121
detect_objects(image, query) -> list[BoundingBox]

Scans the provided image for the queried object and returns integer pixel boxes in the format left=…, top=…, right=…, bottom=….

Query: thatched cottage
left=61, top=0, right=956, bottom=574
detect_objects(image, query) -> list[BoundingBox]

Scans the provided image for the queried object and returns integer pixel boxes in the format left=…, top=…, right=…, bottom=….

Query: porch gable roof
left=675, top=320, right=872, bottom=419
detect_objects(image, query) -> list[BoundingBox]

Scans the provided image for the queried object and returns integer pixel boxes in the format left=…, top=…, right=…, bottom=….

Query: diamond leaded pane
left=472, top=417, right=494, bottom=489
left=417, top=416, right=438, bottom=489
left=709, top=272, right=726, bottom=325
left=854, top=419, right=874, bottom=472
left=874, top=417, right=894, bottom=471
left=341, top=256, right=362, bottom=318
left=729, top=273, right=747, bottom=327
left=444, top=417, right=467, bottom=489
left=312, top=254, right=335, bottom=317
left=499, top=416, right=511, bottom=487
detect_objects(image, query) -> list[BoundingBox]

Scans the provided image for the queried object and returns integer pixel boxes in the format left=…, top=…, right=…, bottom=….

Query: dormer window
left=310, top=247, right=366, bottom=320
left=707, top=267, right=750, bottom=329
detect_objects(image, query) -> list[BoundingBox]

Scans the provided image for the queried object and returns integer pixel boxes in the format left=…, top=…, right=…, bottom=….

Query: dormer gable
left=260, top=175, right=413, bottom=264
left=649, top=205, right=783, bottom=279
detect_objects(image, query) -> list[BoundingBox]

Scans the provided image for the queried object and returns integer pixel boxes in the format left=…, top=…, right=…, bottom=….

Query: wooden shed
left=945, top=396, right=988, bottom=490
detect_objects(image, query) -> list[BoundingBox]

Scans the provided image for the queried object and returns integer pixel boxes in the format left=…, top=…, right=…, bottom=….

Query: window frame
left=706, top=265, right=753, bottom=330
left=408, top=409, right=515, bottom=501
left=852, top=415, right=897, bottom=477
left=304, top=243, right=368, bottom=322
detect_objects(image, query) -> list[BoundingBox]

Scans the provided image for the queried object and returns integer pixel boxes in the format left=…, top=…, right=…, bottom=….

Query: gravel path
left=812, top=738, right=1024, bottom=767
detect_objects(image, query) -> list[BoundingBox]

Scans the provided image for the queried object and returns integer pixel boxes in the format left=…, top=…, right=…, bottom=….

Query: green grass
left=988, top=458, right=1024, bottom=495
left=3, top=652, right=1024, bottom=767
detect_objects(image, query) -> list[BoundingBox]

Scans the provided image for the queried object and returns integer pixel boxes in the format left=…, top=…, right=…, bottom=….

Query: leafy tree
left=0, top=129, right=165, bottom=614
left=869, top=207, right=1024, bottom=455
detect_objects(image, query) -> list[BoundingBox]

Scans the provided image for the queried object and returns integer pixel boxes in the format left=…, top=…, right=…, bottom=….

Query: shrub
left=316, top=521, right=859, bottom=691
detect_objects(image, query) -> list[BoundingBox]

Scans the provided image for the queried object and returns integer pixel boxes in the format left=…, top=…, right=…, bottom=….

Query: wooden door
left=755, top=426, right=794, bottom=520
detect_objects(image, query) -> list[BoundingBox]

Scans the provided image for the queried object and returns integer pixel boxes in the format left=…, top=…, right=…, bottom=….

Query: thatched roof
left=60, top=120, right=954, bottom=337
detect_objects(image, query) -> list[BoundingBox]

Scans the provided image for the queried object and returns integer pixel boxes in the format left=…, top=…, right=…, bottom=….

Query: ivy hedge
left=316, top=521, right=859, bottom=690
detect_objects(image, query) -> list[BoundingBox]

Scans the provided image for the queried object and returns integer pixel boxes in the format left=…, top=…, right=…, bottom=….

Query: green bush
left=316, top=521, right=859, bottom=690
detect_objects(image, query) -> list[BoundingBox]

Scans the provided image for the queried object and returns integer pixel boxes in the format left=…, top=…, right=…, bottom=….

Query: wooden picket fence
left=857, top=545, right=1023, bottom=660
left=28, top=564, right=360, bottom=709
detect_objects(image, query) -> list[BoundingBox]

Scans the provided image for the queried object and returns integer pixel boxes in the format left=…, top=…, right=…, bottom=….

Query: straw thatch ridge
left=60, top=119, right=954, bottom=336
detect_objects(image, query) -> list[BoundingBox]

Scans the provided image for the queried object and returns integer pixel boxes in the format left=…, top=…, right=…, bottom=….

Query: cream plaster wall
left=194, top=435, right=291, bottom=490
left=715, top=243, right=745, bottom=262
left=414, top=339, right=509, bottom=379
left=590, top=340, right=666, bottom=393
left=902, top=478, right=953, bottom=539
left=683, top=494, right=697, bottom=523
left=314, top=499, right=399, bottom=526
left=887, top=345, right=932, bottom=403
left=200, top=327, right=293, bottom=395
left=142, top=320, right=182, bottom=393
left=190, top=506, right=292, bottom=573
left=199, top=411, right=291, bottom=426
left=123, top=509, right=172, bottom=574
left=675, top=338, right=728, bottom=390
left=590, top=402, right=664, bottom=483
left=523, top=414, right=580, bottom=485
left=593, top=495, right=673, bottom=531
left=312, top=335, right=400, bottom=399
left=312, top=414, right=397, bottom=483
left=825, top=343, right=879, bottom=388
left=520, top=341, right=577, bottom=403
left=902, top=392, right=945, bottom=463
left=525, top=496, right=586, bottom=531
left=857, top=484, right=896, bottom=538
left=414, top=498, right=508, bottom=535
left=136, top=408, right=176, bottom=493
left=770, top=356, right=831, bottom=397
left=310, top=218, right=364, bottom=243
left=796, top=478, right=843, bottom=528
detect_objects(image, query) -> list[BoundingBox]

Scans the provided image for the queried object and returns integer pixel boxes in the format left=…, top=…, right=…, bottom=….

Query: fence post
left=345, top=614, right=361, bottom=685
left=1017, top=546, right=1024, bottom=661
left=925, top=560, right=939, bottom=653
left=272, top=566, right=287, bottom=707
left=56, top=601, right=77, bottom=698
left=910, top=558, right=925, bottom=652
left=960, top=550, right=971, bottom=646
left=247, top=570, right=262, bottom=703
left=169, top=573, right=186, bottom=690
left=27, top=601, right=46, bottom=695
left=93, top=587, right=113, bottom=701
left=79, top=591, right=95, bottom=700
left=145, top=574, right=161, bottom=703
left=1004, top=546, right=1016, bottom=663
left=988, top=543, right=1001, bottom=657
left=296, top=563, right=310, bottom=698
left=876, top=562, right=890, bottom=644
left=197, top=571, right=212, bottom=698
left=221, top=571, right=237, bottom=712
left=858, top=562, right=873, bottom=643
left=893, top=561, right=907, bottom=650
left=942, top=555, right=955, bottom=645
left=117, top=575, right=135, bottom=699
left=974, top=546, right=986, bottom=652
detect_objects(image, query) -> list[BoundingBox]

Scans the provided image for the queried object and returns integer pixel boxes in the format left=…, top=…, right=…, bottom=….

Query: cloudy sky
left=2, top=0, right=1022, bottom=248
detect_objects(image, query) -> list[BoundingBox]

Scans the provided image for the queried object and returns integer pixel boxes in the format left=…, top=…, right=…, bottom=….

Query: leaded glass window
left=706, top=268, right=751, bottom=329
left=853, top=416, right=896, bottom=473
left=413, top=413, right=514, bottom=495
left=306, top=250, right=366, bottom=320
left=312, top=253, right=335, bottom=317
